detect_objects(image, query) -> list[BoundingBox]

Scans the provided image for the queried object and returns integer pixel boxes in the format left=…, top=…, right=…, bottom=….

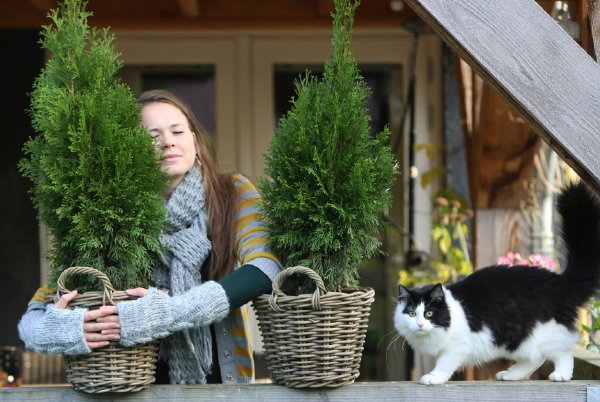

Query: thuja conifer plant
left=259, top=0, right=397, bottom=292
left=20, top=0, right=168, bottom=292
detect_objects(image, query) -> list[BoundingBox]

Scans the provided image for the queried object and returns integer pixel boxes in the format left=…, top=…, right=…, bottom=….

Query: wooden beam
left=404, top=0, right=600, bottom=193
left=317, top=0, right=334, bottom=16
left=29, top=0, right=55, bottom=13
left=177, top=0, right=201, bottom=18
left=592, top=0, right=600, bottom=62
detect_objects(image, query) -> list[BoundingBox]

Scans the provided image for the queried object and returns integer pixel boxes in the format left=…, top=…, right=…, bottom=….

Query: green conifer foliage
left=259, top=0, right=398, bottom=292
left=20, top=0, right=168, bottom=292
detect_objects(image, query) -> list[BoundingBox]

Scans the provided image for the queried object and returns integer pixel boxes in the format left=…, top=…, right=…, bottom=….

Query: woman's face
left=141, top=102, right=197, bottom=191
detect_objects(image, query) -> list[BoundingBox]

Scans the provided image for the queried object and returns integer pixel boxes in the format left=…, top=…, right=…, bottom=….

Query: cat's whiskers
left=377, top=329, right=400, bottom=351
left=382, top=331, right=404, bottom=373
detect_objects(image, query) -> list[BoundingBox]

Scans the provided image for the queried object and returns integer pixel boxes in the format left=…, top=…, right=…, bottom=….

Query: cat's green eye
left=425, top=311, right=433, bottom=318
left=408, top=311, right=416, bottom=317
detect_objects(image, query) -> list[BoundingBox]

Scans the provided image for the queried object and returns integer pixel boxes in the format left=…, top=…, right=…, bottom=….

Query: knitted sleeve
left=232, top=174, right=283, bottom=280
left=117, top=281, right=230, bottom=347
left=17, top=286, right=90, bottom=355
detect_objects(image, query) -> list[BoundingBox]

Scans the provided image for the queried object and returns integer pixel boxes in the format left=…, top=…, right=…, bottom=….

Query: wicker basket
left=253, top=266, right=375, bottom=388
left=50, top=266, right=159, bottom=393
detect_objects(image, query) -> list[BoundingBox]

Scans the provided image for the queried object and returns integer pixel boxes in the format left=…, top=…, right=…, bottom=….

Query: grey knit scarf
left=153, top=167, right=213, bottom=384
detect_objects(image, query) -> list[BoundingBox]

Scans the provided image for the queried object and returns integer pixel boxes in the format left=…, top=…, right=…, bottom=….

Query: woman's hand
left=126, top=288, right=149, bottom=297
left=55, top=290, right=121, bottom=349
left=85, top=306, right=120, bottom=349
left=93, top=288, right=149, bottom=347
left=54, top=289, right=78, bottom=310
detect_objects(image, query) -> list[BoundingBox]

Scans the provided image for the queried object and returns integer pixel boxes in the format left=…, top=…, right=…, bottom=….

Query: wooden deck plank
left=404, top=0, right=600, bottom=192
left=0, top=381, right=597, bottom=402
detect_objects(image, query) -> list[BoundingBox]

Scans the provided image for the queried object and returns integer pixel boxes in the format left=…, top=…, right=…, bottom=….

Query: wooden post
left=591, top=0, right=600, bottom=62
left=403, top=0, right=600, bottom=192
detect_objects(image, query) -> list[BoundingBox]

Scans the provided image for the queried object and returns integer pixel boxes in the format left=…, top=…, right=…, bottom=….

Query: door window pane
left=274, top=63, right=402, bottom=138
left=120, top=65, right=216, bottom=138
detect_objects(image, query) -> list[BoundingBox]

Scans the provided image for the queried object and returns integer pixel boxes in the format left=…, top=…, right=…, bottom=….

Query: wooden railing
left=0, top=381, right=599, bottom=401
left=3, top=346, right=599, bottom=401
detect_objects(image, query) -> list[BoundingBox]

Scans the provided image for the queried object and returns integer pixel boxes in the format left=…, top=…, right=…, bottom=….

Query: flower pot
left=253, top=266, right=374, bottom=388
left=50, top=266, right=158, bottom=393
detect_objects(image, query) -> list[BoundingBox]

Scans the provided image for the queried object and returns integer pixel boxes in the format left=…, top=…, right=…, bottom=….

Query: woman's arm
left=116, top=282, right=230, bottom=347
left=18, top=287, right=120, bottom=354
left=113, top=265, right=269, bottom=346
left=218, top=264, right=271, bottom=310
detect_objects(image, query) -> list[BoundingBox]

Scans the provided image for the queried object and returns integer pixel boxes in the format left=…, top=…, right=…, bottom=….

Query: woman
left=18, top=89, right=282, bottom=384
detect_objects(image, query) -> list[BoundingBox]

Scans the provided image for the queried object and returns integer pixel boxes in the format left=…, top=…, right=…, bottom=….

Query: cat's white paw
left=548, top=371, right=572, bottom=382
left=496, top=370, right=528, bottom=381
left=496, top=370, right=509, bottom=381
left=496, top=370, right=519, bottom=381
left=420, top=372, right=447, bottom=385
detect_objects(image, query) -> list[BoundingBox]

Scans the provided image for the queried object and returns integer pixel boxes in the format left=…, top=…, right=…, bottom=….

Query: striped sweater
left=231, top=173, right=281, bottom=279
left=215, top=173, right=281, bottom=383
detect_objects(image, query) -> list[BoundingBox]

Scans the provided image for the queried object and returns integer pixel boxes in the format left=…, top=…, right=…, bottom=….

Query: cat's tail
left=558, top=180, right=600, bottom=300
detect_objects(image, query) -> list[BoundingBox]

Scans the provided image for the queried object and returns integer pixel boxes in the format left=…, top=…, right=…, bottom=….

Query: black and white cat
left=394, top=182, right=600, bottom=385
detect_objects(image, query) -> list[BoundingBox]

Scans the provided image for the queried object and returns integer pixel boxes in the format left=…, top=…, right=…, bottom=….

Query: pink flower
left=528, top=254, right=557, bottom=270
left=497, top=252, right=557, bottom=271
left=528, top=254, right=543, bottom=265
left=506, top=251, right=520, bottom=260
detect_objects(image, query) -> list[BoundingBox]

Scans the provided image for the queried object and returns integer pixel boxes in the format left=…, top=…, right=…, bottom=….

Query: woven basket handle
left=55, top=266, right=116, bottom=306
left=269, top=265, right=327, bottom=312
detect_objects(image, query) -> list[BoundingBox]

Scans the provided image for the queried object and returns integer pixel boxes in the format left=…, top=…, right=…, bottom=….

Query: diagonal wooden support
left=404, top=0, right=600, bottom=192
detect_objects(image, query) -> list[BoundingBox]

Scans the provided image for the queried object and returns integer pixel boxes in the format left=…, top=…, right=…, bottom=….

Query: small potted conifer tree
left=253, top=0, right=397, bottom=388
left=19, top=0, right=168, bottom=393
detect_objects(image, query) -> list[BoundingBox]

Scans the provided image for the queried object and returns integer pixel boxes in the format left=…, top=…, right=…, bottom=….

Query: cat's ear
left=429, top=283, right=445, bottom=302
left=398, top=285, right=411, bottom=302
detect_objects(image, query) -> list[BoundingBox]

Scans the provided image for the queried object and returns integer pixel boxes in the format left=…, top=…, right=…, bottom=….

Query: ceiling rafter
left=317, top=0, right=334, bottom=16
left=30, top=0, right=56, bottom=13
left=176, top=0, right=201, bottom=19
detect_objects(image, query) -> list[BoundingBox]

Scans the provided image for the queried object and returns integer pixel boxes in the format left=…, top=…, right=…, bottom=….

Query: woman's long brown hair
left=138, top=89, right=237, bottom=280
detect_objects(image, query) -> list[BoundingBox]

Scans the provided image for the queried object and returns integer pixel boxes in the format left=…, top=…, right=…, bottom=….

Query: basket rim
left=255, top=286, right=374, bottom=301
left=253, top=286, right=375, bottom=313
left=45, top=289, right=138, bottom=308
